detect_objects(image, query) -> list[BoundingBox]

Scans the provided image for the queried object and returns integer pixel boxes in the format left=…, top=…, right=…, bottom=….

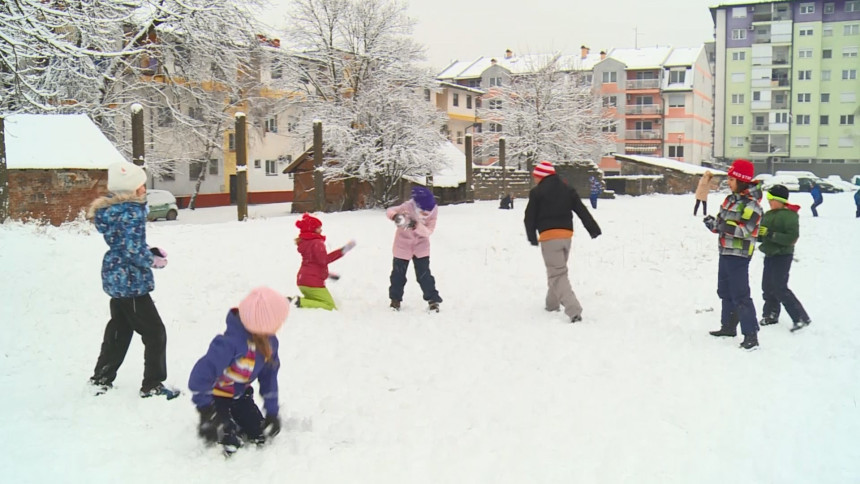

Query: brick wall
left=8, top=169, right=108, bottom=225
left=618, top=161, right=723, bottom=195
left=473, top=163, right=608, bottom=201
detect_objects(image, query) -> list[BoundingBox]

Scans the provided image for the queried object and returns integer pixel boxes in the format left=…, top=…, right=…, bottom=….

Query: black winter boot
left=389, top=299, right=400, bottom=311
left=739, top=333, right=759, bottom=350
left=710, top=312, right=738, bottom=337
left=759, top=313, right=779, bottom=326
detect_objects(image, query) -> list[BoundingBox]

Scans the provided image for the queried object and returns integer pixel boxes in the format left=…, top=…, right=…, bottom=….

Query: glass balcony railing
left=624, top=129, right=662, bottom=140
left=625, top=79, right=661, bottom=90
left=625, top=104, right=663, bottom=115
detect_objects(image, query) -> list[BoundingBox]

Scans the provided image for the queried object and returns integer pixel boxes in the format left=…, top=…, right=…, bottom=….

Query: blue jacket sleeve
left=188, top=336, right=235, bottom=409
left=123, top=206, right=154, bottom=269
left=257, top=337, right=280, bottom=417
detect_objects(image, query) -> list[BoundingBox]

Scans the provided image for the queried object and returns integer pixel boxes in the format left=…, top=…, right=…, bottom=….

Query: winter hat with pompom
left=295, top=213, right=322, bottom=233
left=411, top=186, right=436, bottom=211
left=532, top=160, right=556, bottom=180
left=238, top=287, right=289, bottom=335
left=107, top=162, right=147, bottom=193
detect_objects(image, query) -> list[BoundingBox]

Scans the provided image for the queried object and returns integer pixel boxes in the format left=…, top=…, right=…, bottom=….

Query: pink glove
left=150, top=247, right=167, bottom=258
left=152, top=256, right=168, bottom=269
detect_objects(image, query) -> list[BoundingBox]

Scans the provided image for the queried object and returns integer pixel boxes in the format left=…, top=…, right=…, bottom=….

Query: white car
left=146, top=189, right=179, bottom=221
left=761, top=174, right=800, bottom=192
left=825, top=175, right=858, bottom=192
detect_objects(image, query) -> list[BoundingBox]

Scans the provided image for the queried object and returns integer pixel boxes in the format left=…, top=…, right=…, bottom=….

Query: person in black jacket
left=524, top=161, right=602, bottom=323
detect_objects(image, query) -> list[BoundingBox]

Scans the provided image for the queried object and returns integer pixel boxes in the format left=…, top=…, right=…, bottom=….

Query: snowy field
left=1, top=191, right=858, bottom=484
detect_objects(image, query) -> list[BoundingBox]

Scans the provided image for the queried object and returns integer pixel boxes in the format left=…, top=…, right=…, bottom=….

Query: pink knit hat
left=533, top=160, right=556, bottom=180
left=238, top=287, right=289, bottom=335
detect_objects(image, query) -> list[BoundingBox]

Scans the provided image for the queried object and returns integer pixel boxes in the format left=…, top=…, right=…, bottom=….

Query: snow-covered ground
left=1, top=192, right=858, bottom=483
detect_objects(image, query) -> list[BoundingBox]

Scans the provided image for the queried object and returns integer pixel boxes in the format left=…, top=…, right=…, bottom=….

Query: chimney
left=600, top=50, right=607, bottom=60
left=581, top=45, right=588, bottom=60
left=490, top=58, right=497, bottom=65
left=271, top=38, right=280, bottom=48
left=505, top=49, right=513, bottom=59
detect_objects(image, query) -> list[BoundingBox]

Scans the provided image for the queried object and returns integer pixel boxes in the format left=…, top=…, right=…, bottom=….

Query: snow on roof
left=3, top=114, right=127, bottom=170
left=437, top=81, right=485, bottom=95
left=710, top=0, right=777, bottom=8
left=437, top=60, right=475, bottom=80
left=405, top=142, right=467, bottom=188
left=615, top=154, right=727, bottom=176
left=607, top=46, right=673, bottom=69
left=557, top=53, right=605, bottom=71
left=663, top=47, right=702, bottom=67
left=457, top=57, right=498, bottom=79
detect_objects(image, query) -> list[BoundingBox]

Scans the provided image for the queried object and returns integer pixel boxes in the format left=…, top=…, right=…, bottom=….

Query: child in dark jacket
left=854, top=189, right=860, bottom=218
left=293, top=213, right=355, bottom=310
left=758, top=185, right=811, bottom=332
left=703, top=159, right=763, bottom=350
left=87, top=162, right=178, bottom=399
left=189, top=287, right=289, bottom=454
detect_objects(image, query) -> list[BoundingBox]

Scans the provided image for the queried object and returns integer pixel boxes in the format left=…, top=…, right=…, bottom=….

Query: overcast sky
left=259, top=0, right=721, bottom=71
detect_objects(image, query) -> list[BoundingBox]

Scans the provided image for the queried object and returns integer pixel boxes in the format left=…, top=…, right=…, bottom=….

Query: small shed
left=609, top=154, right=726, bottom=196
left=2, top=114, right=127, bottom=225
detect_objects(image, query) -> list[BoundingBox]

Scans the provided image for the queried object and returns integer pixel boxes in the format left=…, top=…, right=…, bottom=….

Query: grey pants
left=540, top=238, right=583, bottom=319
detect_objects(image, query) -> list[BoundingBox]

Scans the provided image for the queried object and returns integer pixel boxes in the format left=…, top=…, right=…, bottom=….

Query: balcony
left=752, top=12, right=792, bottom=22
left=625, top=129, right=662, bottom=140
left=625, top=79, right=660, bottom=90
left=752, top=124, right=769, bottom=132
left=751, top=56, right=790, bottom=67
left=625, top=104, right=663, bottom=115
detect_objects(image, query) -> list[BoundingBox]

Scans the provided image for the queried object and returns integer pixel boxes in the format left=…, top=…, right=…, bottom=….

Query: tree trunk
left=0, top=117, right=8, bottom=223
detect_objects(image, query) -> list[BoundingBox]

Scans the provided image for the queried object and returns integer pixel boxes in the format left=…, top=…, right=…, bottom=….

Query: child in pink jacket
left=386, top=186, right=442, bottom=312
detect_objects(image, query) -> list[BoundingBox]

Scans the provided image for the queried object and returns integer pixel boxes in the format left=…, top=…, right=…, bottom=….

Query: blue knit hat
left=411, top=186, right=436, bottom=211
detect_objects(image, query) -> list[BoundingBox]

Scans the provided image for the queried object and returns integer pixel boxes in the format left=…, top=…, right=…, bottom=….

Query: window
left=842, top=92, right=858, bottom=102
left=456, top=131, right=463, bottom=144
left=732, top=51, right=746, bottom=61
left=839, top=137, right=855, bottom=148
left=775, top=112, right=788, bottom=123
left=798, top=70, right=812, bottom=80
left=668, top=146, right=684, bottom=158
left=207, top=159, right=218, bottom=176
left=800, top=3, right=814, bottom=14
left=822, top=70, right=832, bottom=81
left=271, top=60, right=282, bottom=79
left=843, top=69, right=858, bottom=80
left=824, top=25, right=834, bottom=36
left=732, top=7, right=747, bottom=17
left=468, top=79, right=481, bottom=88
left=265, top=160, right=277, bottom=175
left=254, top=159, right=261, bottom=169
left=489, top=122, right=503, bottom=133
left=798, top=49, right=813, bottom=58
left=265, top=115, right=278, bottom=133
left=489, top=77, right=503, bottom=87
left=466, top=95, right=472, bottom=109
left=601, top=71, right=617, bottom=83
left=840, top=115, right=855, bottom=125
left=669, top=70, right=686, bottom=84
left=602, top=96, right=617, bottom=107
left=601, top=122, right=617, bottom=133
left=795, top=137, right=811, bottom=147
left=189, top=161, right=206, bottom=181
left=669, top=94, right=685, bottom=107
left=489, top=99, right=503, bottom=110
left=847, top=1, right=859, bottom=12
left=797, top=93, right=811, bottom=102
left=160, top=162, right=175, bottom=181
left=731, top=72, right=745, bottom=82
left=188, top=107, right=203, bottom=121
left=821, top=93, right=831, bottom=102
left=824, top=2, right=835, bottom=13
left=228, top=133, right=235, bottom=151
left=845, top=24, right=860, bottom=35
left=453, top=93, right=459, bottom=107
left=843, top=47, right=859, bottom=57
left=796, top=115, right=811, bottom=125
left=819, top=137, right=829, bottom=147
left=799, top=28, right=814, bottom=36
left=753, top=91, right=761, bottom=101
left=731, top=137, right=745, bottom=147
left=424, top=89, right=431, bottom=102
left=156, top=107, right=174, bottom=127
left=823, top=49, right=833, bottom=59
left=820, top=115, right=830, bottom=125
left=731, top=115, right=744, bottom=125
left=286, top=117, right=298, bottom=132
left=731, top=29, right=747, bottom=40
left=731, top=93, right=745, bottom=104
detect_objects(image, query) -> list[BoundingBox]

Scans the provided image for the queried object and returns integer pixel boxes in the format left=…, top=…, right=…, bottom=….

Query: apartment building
left=711, top=0, right=860, bottom=176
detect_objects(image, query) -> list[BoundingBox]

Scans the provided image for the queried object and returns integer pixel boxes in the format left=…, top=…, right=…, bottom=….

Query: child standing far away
left=87, top=162, right=179, bottom=399
left=386, top=186, right=442, bottom=312
left=855, top=188, right=860, bottom=218
left=589, top=175, right=602, bottom=209
left=292, top=213, right=356, bottom=310
left=694, top=170, right=714, bottom=216
left=758, top=185, right=812, bottom=332
left=703, top=159, right=764, bottom=350
left=189, top=287, right=289, bottom=456
left=810, top=180, right=823, bottom=217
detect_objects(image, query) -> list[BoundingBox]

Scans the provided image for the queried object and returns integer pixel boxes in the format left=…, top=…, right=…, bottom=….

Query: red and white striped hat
left=533, top=160, right=556, bottom=179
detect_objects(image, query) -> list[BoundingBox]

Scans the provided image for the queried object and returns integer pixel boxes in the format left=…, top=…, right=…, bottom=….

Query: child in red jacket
left=292, top=213, right=355, bottom=310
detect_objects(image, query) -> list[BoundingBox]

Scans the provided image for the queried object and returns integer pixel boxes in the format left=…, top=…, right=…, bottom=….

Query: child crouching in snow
left=292, top=213, right=355, bottom=310
left=188, top=287, right=289, bottom=454
left=386, top=186, right=442, bottom=312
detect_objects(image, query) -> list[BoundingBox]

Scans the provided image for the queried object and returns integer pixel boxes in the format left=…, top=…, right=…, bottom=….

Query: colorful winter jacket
left=188, top=309, right=280, bottom=417
left=296, top=234, right=344, bottom=288
left=711, top=186, right=763, bottom=258
left=524, top=174, right=601, bottom=245
left=386, top=199, right=437, bottom=260
left=88, top=194, right=155, bottom=298
left=758, top=203, right=801, bottom=257
left=589, top=176, right=602, bottom=196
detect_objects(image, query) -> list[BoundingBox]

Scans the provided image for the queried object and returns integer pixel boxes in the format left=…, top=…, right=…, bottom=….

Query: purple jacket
left=188, top=310, right=280, bottom=416
left=386, top=200, right=437, bottom=260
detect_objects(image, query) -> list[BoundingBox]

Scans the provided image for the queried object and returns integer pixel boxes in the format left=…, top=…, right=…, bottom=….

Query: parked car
left=761, top=174, right=800, bottom=192
left=825, top=175, right=858, bottom=192
left=796, top=177, right=844, bottom=193
left=146, top=189, right=179, bottom=221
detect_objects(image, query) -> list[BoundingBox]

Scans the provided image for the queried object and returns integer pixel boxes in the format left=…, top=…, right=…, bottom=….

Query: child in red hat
left=703, top=159, right=764, bottom=350
left=292, top=213, right=355, bottom=310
